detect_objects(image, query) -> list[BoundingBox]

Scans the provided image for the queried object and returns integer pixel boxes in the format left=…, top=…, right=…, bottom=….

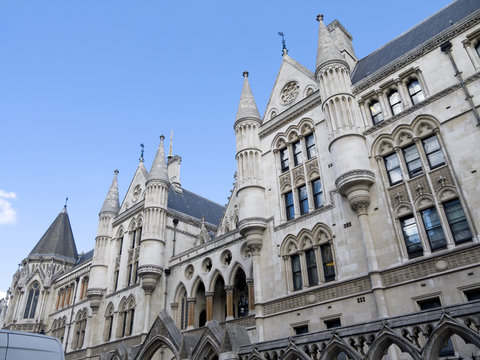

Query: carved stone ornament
left=185, top=264, right=194, bottom=280
left=281, top=81, right=300, bottom=105
left=132, top=185, right=142, bottom=202
left=137, top=264, right=163, bottom=276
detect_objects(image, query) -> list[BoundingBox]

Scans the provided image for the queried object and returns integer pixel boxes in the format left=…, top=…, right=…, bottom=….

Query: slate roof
left=74, top=249, right=94, bottom=268
left=167, top=188, right=225, bottom=226
left=351, top=0, right=480, bottom=84
left=29, top=207, right=78, bottom=260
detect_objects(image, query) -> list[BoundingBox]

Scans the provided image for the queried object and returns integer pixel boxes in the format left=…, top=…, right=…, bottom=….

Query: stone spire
left=235, top=72, right=261, bottom=123
left=100, top=170, right=120, bottom=215
left=29, top=207, right=78, bottom=260
left=315, top=14, right=346, bottom=75
left=148, top=135, right=169, bottom=183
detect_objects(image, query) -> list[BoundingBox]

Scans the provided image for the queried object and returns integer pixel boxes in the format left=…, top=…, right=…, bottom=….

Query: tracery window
left=73, top=309, right=87, bottom=349
left=407, top=79, right=425, bottom=104
left=369, top=100, right=383, bottom=124
left=291, top=254, right=302, bottom=291
left=23, top=282, right=40, bottom=319
left=388, top=90, right=402, bottom=115
left=104, top=303, right=114, bottom=341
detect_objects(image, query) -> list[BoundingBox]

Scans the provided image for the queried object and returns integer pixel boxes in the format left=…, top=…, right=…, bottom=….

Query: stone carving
left=185, top=264, right=194, bottom=280
left=281, top=81, right=300, bottom=105
left=132, top=185, right=141, bottom=202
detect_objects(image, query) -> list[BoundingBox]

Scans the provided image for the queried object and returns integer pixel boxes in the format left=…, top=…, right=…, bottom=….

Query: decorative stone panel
left=430, top=166, right=454, bottom=192
left=279, top=172, right=291, bottom=189
left=305, top=158, right=319, bottom=179
left=263, top=277, right=371, bottom=316
left=388, top=184, right=408, bottom=206
left=407, top=175, right=431, bottom=200
left=292, top=165, right=305, bottom=183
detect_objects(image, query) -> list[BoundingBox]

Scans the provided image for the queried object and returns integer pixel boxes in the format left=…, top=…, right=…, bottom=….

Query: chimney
left=327, top=19, right=357, bottom=70
left=167, top=155, right=182, bottom=193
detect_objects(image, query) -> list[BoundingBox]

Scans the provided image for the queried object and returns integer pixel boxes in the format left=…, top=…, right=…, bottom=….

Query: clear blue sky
left=0, top=0, right=452, bottom=293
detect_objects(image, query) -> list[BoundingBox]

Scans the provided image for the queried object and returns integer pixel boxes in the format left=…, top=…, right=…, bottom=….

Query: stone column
left=205, top=292, right=214, bottom=323
left=395, top=79, right=409, bottom=109
left=246, top=279, right=255, bottom=314
left=225, top=287, right=234, bottom=320
left=187, top=298, right=196, bottom=329
left=143, top=291, right=152, bottom=334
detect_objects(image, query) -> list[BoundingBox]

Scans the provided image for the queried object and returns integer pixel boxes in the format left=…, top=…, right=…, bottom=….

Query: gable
left=263, top=55, right=317, bottom=123
left=119, top=163, right=149, bottom=213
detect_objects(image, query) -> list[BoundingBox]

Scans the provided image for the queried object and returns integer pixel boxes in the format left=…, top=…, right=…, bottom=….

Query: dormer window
left=388, top=90, right=402, bottom=115
left=407, top=79, right=425, bottom=105
left=369, top=100, right=383, bottom=124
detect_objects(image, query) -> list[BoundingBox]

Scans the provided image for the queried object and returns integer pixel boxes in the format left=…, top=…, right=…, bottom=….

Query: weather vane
left=140, top=143, right=145, bottom=162
left=278, top=31, right=288, bottom=55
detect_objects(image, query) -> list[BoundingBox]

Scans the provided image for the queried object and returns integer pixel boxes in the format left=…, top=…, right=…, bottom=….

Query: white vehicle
left=0, top=329, right=64, bottom=360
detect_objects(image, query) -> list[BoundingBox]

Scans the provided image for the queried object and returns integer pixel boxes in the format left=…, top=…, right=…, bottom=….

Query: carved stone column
left=246, top=279, right=255, bottom=314
left=225, top=286, right=234, bottom=320
left=187, top=298, right=196, bottom=329
left=205, top=292, right=214, bottom=323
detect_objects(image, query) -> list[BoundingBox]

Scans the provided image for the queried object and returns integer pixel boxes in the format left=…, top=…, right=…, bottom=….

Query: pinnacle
left=235, top=72, right=261, bottom=123
left=100, top=170, right=120, bottom=215
left=148, top=135, right=169, bottom=183
left=315, top=14, right=345, bottom=73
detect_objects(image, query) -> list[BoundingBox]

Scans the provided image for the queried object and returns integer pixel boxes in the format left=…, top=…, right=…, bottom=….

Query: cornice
left=112, top=200, right=144, bottom=227
left=352, top=10, right=480, bottom=94
left=259, top=91, right=322, bottom=139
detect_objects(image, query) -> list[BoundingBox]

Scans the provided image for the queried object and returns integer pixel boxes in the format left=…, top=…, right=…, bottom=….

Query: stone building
left=3, top=0, right=480, bottom=359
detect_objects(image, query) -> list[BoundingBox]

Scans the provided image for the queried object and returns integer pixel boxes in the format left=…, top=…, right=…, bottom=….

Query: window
left=118, top=236, right=124, bottom=255
left=417, top=297, right=441, bottom=310
left=388, top=90, right=402, bottom=115
left=104, top=305, right=114, bottom=341
left=324, top=318, right=341, bottom=329
left=285, top=191, right=294, bottom=220
left=407, top=79, right=425, bottom=104
left=403, top=144, right=423, bottom=177
left=134, top=261, right=139, bottom=284
left=312, top=179, right=324, bottom=209
left=127, top=264, right=133, bottom=286
left=298, top=185, right=308, bottom=215
left=291, top=254, right=303, bottom=291
left=114, top=270, right=119, bottom=291
left=422, top=136, right=444, bottom=169
left=293, top=324, right=309, bottom=335
left=131, top=230, right=136, bottom=249
left=280, top=148, right=289, bottom=172
left=465, top=288, right=480, bottom=301
left=476, top=41, right=480, bottom=57
left=320, top=244, right=335, bottom=282
left=421, top=207, right=446, bottom=251
left=180, top=290, right=189, bottom=330
left=384, top=153, right=402, bottom=185
left=369, top=100, right=384, bottom=124
left=238, top=295, right=249, bottom=318
left=292, top=140, right=302, bottom=166
left=23, top=282, right=40, bottom=319
left=444, top=199, right=472, bottom=244
left=305, top=249, right=318, bottom=286
left=305, top=133, right=316, bottom=159
left=400, top=216, right=423, bottom=258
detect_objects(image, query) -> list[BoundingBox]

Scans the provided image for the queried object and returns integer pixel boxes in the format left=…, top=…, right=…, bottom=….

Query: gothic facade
left=4, top=1, right=480, bottom=359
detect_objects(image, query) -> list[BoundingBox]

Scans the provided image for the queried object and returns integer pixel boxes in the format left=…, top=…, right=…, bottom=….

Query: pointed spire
left=100, top=169, right=120, bottom=215
left=148, top=135, right=169, bottom=183
left=29, top=207, right=78, bottom=260
left=315, top=14, right=345, bottom=74
left=235, top=71, right=261, bottom=123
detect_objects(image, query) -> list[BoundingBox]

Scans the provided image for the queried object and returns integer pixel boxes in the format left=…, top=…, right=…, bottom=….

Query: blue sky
left=0, top=0, right=452, bottom=294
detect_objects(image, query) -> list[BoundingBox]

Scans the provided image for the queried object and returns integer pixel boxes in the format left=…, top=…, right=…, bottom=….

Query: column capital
left=205, top=292, right=214, bottom=298
left=224, top=286, right=234, bottom=293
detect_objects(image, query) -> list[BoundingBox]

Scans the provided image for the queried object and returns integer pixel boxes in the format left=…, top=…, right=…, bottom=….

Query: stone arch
left=422, top=316, right=480, bottom=359
left=115, top=226, right=124, bottom=239
left=297, top=229, right=314, bottom=250
left=413, top=194, right=435, bottom=211
left=228, top=262, right=248, bottom=286
left=392, top=125, right=414, bottom=147
left=293, top=175, right=306, bottom=188
left=136, top=335, right=179, bottom=360
left=393, top=202, right=413, bottom=218
left=312, top=223, right=333, bottom=244
left=174, top=282, right=188, bottom=301
left=319, top=335, right=360, bottom=360
left=269, top=108, right=279, bottom=120
left=411, top=115, right=440, bottom=138
left=272, top=133, right=288, bottom=152
left=371, top=134, right=395, bottom=158
left=299, top=118, right=315, bottom=136
left=280, top=235, right=299, bottom=256
left=365, top=329, right=422, bottom=360
left=193, top=335, right=220, bottom=360
left=208, top=270, right=225, bottom=292
left=287, top=129, right=300, bottom=143
left=303, top=85, right=316, bottom=97
left=191, top=276, right=206, bottom=298
left=436, top=186, right=458, bottom=202
left=127, top=218, right=137, bottom=232
left=282, top=342, right=310, bottom=360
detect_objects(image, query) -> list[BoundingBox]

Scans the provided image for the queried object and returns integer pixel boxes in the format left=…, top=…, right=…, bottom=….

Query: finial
left=160, top=134, right=165, bottom=142
left=140, top=143, right=145, bottom=162
left=316, top=14, right=324, bottom=22
left=278, top=32, right=288, bottom=55
left=243, top=71, right=249, bottom=78
left=114, top=169, right=119, bottom=176
left=64, top=197, right=68, bottom=208
left=168, top=130, right=173, bottom=159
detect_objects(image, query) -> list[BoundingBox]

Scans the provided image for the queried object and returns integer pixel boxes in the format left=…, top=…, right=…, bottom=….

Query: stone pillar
left=246, top=279, right=255, bottom=314
left=225, top=287, right=234, bottom=320
left=143, top=291, right=152, bottom=334
left=187, top=298, right=195, bottom=329
left=205, top=292, right=214, bottom=323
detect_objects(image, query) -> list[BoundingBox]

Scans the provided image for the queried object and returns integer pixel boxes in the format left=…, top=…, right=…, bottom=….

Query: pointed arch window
left=305, top=249, right=319, bottom=286
left=291, top=254, right=302, bottom=291
left=23, top=282, right=40, bottom=319
left=104, top=304, right=114, bottom=341
left=180, top=290, right=189, bottom=330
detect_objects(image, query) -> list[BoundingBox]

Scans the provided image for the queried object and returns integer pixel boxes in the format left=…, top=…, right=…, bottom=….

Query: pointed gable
left=119, top=161, right=149, bottom=213
left=263, top=54, right=317, bottom=122
left=29, top=207, right=78, bottom=260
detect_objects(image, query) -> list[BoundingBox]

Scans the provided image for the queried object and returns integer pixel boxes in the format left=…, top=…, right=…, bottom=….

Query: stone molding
left=86, top=287, right=106, bottom=297
left=352, top=11, right=480, bottom=94
left=335, top=169, right=375, bottom=193
left=137, top=264, right=163, bottom=276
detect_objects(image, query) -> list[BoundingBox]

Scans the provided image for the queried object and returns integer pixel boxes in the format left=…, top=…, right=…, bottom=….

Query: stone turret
left=87, top=170, right=120, bottom=313
left=138, top=135, right=170, bottom=330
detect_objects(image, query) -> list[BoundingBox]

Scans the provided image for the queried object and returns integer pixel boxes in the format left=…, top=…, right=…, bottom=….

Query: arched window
left=388, top=90, right=402, bottom=115
left=180, top=290, right=189, bottom=330
left=407, top=79, right=425, bottom=104
left=104, top=304, right=114, bottom=341
left=369, top=100, right=383, bottom=124
left=73, top=310, right=87, bottom=349
left=126, top=297, right=135, bottom=336
left=23, top=282, right=40, bottom=319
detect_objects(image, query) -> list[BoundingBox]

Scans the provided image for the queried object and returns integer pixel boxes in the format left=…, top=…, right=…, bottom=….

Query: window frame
left=407, top=78, right=425, bottom=105
left=291, top=254, right=303, bottom=291
left=400, top=215, right=423, bottom=259
left=422, top=135, right=445, bottom=169
left=280, top=148, right=290, bottom=173
left=443, top=199, right=472, bottom=244
left=388, top=90, right=402, bottom=115
left=305, top=133, right=316, bottom=159
left=285, top=191, right=294, bottom=221
left=403, top=143, right=423, bottom=178
left=292, top=140, right=302, bottom=166
left=384, top=153, right=403, bottom=186
left=305, top=248, right=319, bottom=287
left=298, top=185, right=309, bottom=215
left=369, top=100, right=384, bottom=125
left=312, top=179, right=324, bottom=209
left=420, top=207, right=447, bottom=251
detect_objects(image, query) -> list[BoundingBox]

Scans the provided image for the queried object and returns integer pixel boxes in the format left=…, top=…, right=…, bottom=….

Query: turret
left=315, top=14, right=374, bottom=211
left=87, top=170, right=120, bottom=313
left=138, top=136, right=169, bottom=301
left=234, top=72, right=266, bottom=242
